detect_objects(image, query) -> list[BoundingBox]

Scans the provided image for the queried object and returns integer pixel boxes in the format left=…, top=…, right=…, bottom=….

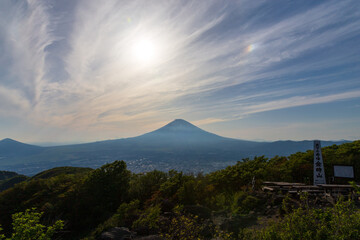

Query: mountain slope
left=139, top=119, right=226, bottom=141
left=0, top=120, right=351, bottom=175
left=254, top=140, right=349, bottom=156
left=0, top=138, right=43, bottom=157
left=130, top=119, right=256, bottom=147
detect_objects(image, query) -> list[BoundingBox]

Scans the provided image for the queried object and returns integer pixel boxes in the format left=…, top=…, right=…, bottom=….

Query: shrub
left=0, top=208, right=63, bottom=240
left=161, top=214, right=203, bottom=240
left=132, top=205, right=161, bottom=233
left=129, top=170, right=167, bottom=203
left=253, top=199, right=360, bottom=240
left=89, top=200, right=140, bottom=238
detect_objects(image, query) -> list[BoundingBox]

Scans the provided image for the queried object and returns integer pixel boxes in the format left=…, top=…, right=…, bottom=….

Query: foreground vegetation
left=252, top=198, right=360, bottom=240
left=0, top=141, right=359, bottom=239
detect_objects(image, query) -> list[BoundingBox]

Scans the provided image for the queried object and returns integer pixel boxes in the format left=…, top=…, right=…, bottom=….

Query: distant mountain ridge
left=0, top=138, right=43, bottom=157
left=0, top=119, right=351, bottom=175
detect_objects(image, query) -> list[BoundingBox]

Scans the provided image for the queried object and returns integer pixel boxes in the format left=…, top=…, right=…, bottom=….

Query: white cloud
left=0, top=86, right=30, bottom=115
left=244, top=90, right=360, bottom=115
left=0, top=0, right=359, bottom=141
left=0, top=0, right=56, bottom=105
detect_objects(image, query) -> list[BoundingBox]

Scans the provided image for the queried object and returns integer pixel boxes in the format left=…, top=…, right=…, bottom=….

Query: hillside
left=0, top=167, right=92, bottom=192
left=0, top=141, right=359, bottom=239
left=30, top=166, right=93, bottom=180
left=0, top=170, right=19, bottom=181
left=0, top=175, right=28, bottom=192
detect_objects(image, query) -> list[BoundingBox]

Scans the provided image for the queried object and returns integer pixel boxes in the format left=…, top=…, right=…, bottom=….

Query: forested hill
left=0, top=170, right=18, bottom=181
left=0, top=170, right=28, bottom=193
left=0, top=140, right=359, bottom=239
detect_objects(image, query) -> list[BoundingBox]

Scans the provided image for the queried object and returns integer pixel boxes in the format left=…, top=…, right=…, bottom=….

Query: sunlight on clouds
left=245, top=44, right=257, bottom=53
left=192, top=118, right=230, bottom=126
left=0, top=0, right=359, bottom=142
left=3, top=0, right=55, bottom=106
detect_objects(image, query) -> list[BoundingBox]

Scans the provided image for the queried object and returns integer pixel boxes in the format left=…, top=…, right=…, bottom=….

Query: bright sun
left=132, top=38, right=159, bottom=65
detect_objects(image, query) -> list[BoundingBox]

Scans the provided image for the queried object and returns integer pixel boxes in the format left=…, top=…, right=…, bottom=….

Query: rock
left=99, top=227, right=136, bottom=240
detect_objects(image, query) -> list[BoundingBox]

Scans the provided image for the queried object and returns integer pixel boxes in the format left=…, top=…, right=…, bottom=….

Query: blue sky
left=0, top=0, right=359, bottom=144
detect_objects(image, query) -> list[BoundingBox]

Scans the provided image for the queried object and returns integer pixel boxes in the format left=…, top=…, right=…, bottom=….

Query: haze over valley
left=0, top=119, right=348, bottom=175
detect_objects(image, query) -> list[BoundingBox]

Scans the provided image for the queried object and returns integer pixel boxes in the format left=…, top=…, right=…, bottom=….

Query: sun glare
left=132, top=38, right=158, bottom=65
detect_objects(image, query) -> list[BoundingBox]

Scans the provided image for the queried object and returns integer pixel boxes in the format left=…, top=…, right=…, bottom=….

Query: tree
left=66, top=160, right=131, bottom=232
left=83, top=160, right=131, bottom=208
left=0, top=208, right=63, bottom=240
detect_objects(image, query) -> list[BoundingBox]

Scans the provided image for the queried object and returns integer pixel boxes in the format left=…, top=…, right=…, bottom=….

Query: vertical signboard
left=313, top=140, right=326, bottom=185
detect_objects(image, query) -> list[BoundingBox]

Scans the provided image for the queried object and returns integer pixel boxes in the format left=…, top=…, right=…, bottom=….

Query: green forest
left=0, top=141, right=359, bottom=239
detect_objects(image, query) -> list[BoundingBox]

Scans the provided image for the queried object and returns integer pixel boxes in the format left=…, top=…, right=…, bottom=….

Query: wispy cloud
left=0, top=0, right=359, bottom=141
left=0, top=0, right=55, bottom=105
left=243, top=90, right=360, bottom=115
left=192, top=118, right=231, bottom=126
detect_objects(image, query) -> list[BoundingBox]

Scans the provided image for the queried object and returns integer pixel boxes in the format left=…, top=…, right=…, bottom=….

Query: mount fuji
left=0, top=119, right=348, bottom=175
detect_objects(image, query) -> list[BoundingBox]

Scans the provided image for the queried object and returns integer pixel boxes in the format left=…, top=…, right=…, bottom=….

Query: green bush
left=253, top=199, right=360, bottom=240
left=178, top=180, right=197, bottom=205
left=89, top=200, right=141, bottom=238
left=0, top=208, right=63, bottom=240
left=231, top=191, right=247, bottom=214
left=161, top=214, right=203, bottom=240
left=209, top=192, right=229, bottom=210
left=129, top=170, right=167, bottom=203
left=132, top=205, right=161, bottom=232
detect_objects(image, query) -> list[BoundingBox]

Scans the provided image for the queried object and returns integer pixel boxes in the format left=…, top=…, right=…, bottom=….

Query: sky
left=0, top=0, right=359, bottom=144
